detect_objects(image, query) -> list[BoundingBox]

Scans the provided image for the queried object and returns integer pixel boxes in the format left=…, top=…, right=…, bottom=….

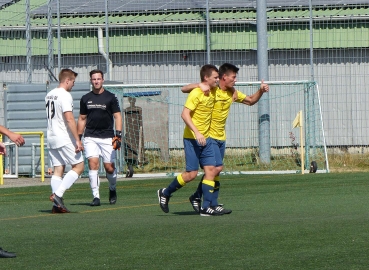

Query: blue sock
left=193, top=174, right=205, bottom=199
left=164, top=174, right=186, bottom=196
left=211, top=181, right=220, bottom=207
left=201, top=179, right=215, bottom=209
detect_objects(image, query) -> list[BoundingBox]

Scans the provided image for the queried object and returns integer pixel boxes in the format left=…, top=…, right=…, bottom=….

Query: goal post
left=104, top=80, right=329, bottom=176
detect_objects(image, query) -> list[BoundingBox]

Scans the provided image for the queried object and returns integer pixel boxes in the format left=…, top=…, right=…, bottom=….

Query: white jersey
left=45, top=87, right=75, bottom=149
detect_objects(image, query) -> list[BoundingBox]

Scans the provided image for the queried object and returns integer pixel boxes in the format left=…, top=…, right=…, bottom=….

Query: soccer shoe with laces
left=109, top=189, right=117, bottom=204
left=189, top=194, right=201, bottom=213
left=90, top=197, right=101, bottom=206
left=200, top=207, right=224, bottom=216
left=49, top=193, right=70, bottom=213
left=157, top=188, right=170, bottom=213
left=0, top=247, right=16, bottom=258
left=213, top=205, right=232, bottom=214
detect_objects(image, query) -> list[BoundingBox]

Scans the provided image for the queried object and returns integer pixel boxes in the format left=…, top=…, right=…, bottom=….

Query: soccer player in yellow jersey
left=182, top=63, right=269, bottom=214
left=157, top=64, right=223, bottom=216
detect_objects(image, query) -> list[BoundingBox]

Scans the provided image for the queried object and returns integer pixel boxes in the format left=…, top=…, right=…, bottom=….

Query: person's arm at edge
left=0, top=125, right=25, bottom=146
left=0, top=142, right=6, bottom=155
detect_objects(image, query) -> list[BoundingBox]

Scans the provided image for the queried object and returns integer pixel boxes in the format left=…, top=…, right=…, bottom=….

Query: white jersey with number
left=45, top=87, right=75, bottom=149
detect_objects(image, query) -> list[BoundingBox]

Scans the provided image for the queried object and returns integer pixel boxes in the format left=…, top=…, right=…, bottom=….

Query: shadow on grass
left=39, top=209, right=80, bottom=214
left=39, top=209, right=53, bottom=213
left=70, top=202, right=94, bottom=206
left=172, top=211, right=199, bottom=216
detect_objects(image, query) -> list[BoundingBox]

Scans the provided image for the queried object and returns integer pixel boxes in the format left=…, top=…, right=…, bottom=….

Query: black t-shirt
left=80, top=89, right=121, bottom=138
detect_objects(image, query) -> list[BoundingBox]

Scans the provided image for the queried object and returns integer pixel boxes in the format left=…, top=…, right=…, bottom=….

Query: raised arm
left=242, top=80, right=269, bottom=106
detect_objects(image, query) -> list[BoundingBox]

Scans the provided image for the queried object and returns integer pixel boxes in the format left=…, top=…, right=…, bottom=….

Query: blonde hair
left=59, top=69, right=78, bottom=83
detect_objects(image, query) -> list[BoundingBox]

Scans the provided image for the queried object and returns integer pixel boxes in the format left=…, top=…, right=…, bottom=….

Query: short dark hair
left=89, top=69, right=104, bottom=79
left=59, top=69, right=78, bottom=83
left=219, top=63, right=239, bottom=78
left=200, top=64, right=219, bottom=82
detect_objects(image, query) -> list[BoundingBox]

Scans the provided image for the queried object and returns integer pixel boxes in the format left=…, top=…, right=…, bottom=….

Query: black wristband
left=78, top=134, right=82, bottom=140
left=115, top=131, right=122, bottom=138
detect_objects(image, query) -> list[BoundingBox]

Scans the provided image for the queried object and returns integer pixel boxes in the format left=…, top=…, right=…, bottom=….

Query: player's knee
left=88, top=157, right=99, bottom=170
left=216, top=166, right=223, bottom=175
left=182, top=171, right=198, bottom=182
left=104, top=163, right=115, bottom=174
left=73, top=161, right=85, bottom=175
left=204, top=166, right=218, bottom=178
left=187, top=171, right=198, bottom=181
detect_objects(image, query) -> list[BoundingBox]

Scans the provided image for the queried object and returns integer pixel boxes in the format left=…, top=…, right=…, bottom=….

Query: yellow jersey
left=183, top=87, right=216, bottom=139
left=209, top=87, right=247, bottom=141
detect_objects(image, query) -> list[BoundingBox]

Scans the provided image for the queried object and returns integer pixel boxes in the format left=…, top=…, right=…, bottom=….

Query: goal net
left=105, top=81, right=329, bottom=176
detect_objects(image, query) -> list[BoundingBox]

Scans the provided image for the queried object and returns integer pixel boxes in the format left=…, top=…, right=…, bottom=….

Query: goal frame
left=104, top=80, right=329, bottom=177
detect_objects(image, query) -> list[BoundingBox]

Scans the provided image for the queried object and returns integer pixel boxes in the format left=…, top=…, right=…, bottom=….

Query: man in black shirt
left=78, top=70, right=122, bottom=206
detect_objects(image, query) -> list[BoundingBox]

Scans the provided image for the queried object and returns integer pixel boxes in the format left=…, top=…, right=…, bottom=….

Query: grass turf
left=1, top=172, right=369, bottom=269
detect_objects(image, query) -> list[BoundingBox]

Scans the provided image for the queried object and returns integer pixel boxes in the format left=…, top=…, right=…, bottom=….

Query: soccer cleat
left=189, top=194, right=201, bottom=213
left=52, top=205, right=69, bottom=214
left=157, top=188, right=170, bottom=213
left=200, top=207, right=224, bottom=216
left=109, top=189, right=117, bottom=205
left=90, top=197, right=101, bottom=206
left=50, top=193, right=70, bottom=213
left=0, top=247, right=16, bottom=258
left=213, top=205, right=232, bottom=214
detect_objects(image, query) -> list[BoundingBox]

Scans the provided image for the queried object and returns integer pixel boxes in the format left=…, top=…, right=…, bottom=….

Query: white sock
left=106, top=169, right=117, bottom=191
left=51, top=175, right=62, bottom=194
left=89, top=170, right=100, bottom=198
left=55, top=170, right=79, bottom=198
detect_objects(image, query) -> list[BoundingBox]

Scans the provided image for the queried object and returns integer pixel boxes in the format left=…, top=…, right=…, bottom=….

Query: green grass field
left=1, top=172, right=369, bottom=269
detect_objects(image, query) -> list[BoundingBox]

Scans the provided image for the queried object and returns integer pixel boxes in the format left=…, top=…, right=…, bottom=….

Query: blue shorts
left=212, top=138, right=226, bottom=167
left=183, top=138, right=216, bottom=172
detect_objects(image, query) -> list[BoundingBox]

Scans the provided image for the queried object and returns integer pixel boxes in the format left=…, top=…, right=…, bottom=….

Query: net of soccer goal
left=104, top=80, right=329, bottom=177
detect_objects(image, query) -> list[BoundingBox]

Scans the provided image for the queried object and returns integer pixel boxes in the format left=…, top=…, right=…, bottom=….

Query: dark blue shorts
left=212, top=138, right=226, bottom=167
left=183, top=138, right=216, bottom=172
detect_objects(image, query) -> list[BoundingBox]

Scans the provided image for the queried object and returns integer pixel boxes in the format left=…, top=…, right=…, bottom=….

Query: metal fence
left=1, top=0, right=369, bottom=172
